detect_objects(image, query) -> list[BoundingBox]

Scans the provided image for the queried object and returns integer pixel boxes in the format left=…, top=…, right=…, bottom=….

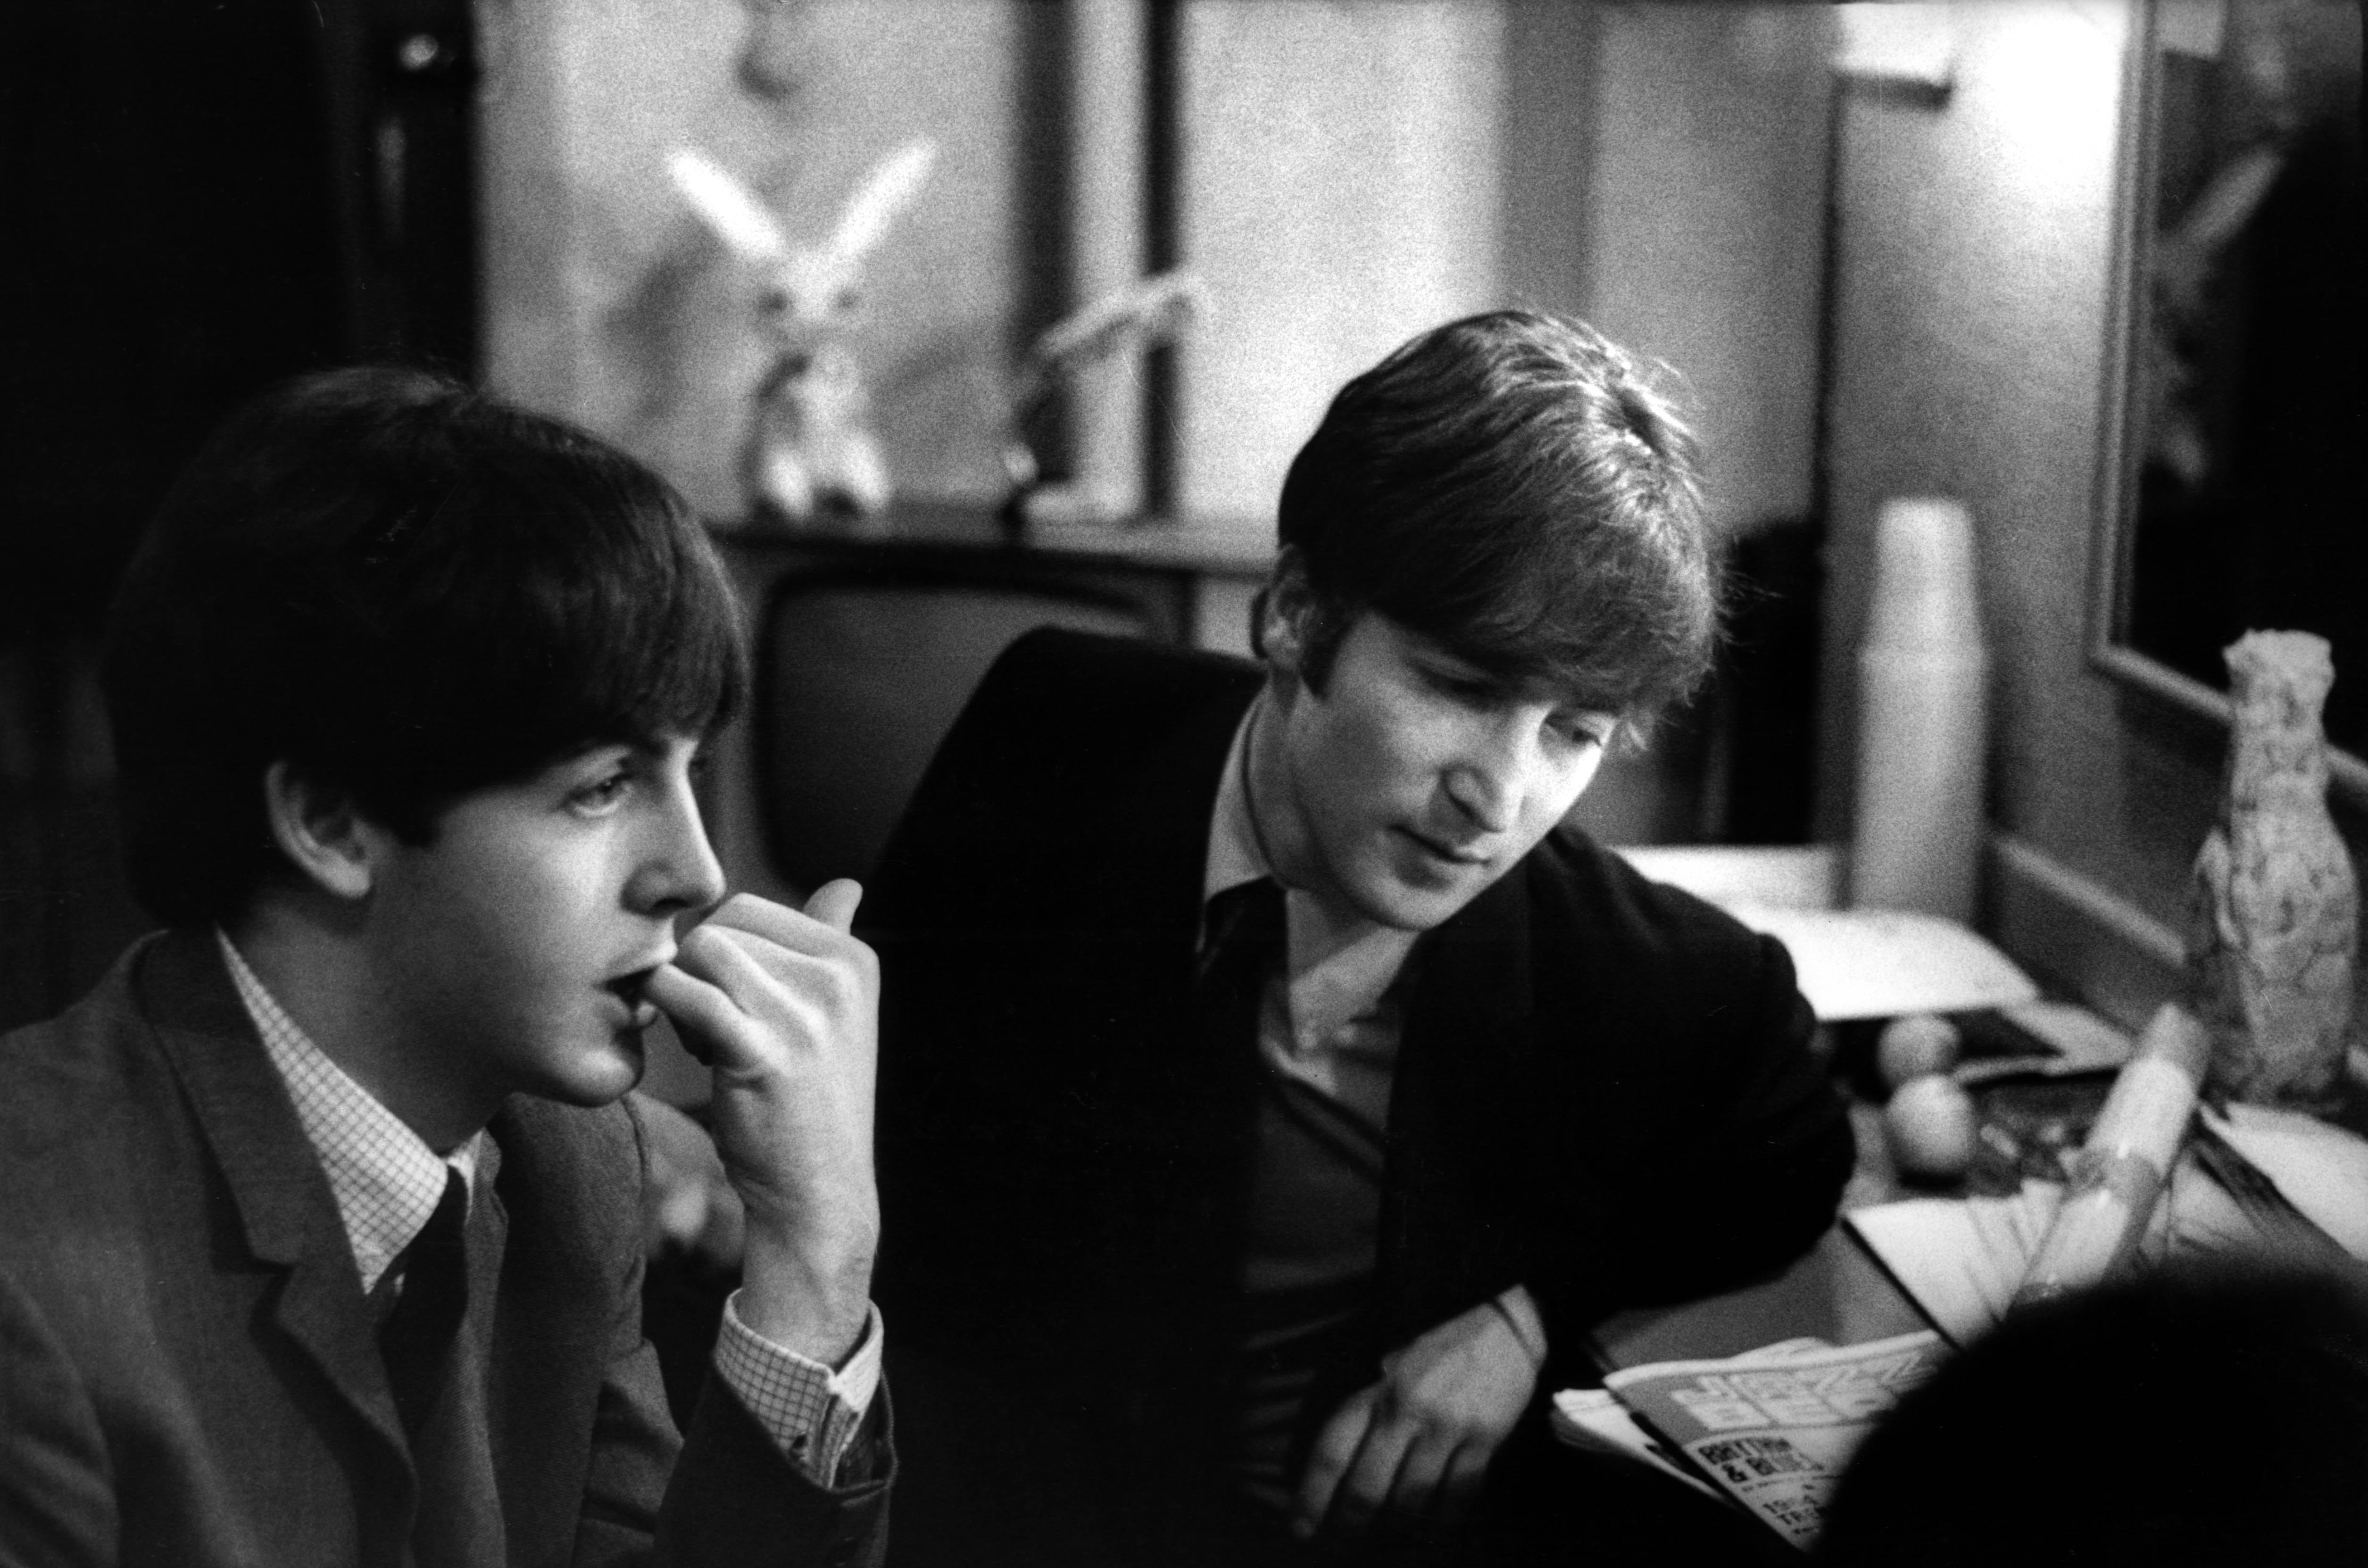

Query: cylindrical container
left=1851, top=498, right=1989, bottom=923
left=2012, top=1003, right=2209, bottom=1309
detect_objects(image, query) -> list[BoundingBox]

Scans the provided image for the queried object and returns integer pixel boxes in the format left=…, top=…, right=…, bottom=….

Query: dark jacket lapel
left=1053, top=655, right=1264, bottom=1480
left=1086, top=662, right=1263, bottom=995
left=135, top=930, right=418, bottom=1528
left=1375, top=863, right=1539, bottom=1347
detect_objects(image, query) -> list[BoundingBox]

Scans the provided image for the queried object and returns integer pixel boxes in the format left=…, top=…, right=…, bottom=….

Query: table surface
left=1588, top=1100, right=1944, bottom=1373
left=1591, top=1222, right=1934, bottom=1373
left=1592, top=1071, right=2368, bottom=1374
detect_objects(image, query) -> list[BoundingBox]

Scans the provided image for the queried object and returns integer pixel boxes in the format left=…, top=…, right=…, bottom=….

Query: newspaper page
left=1552, top=1338, right=1835, bottom=1503
left=1548, top=1388, right=1725, bottom=1501
left=1600, top=1330, right=1950, bottom=1551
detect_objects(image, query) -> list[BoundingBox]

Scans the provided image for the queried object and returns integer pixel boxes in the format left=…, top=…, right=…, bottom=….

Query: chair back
left=755, top=573, right=1150, bottom=890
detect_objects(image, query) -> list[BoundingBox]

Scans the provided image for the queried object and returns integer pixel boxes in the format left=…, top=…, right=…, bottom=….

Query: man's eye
left=1550, top=716, right=1611, bottom=750
left=1423, top=667, right=1496, bottom=705
left=570, top=772, right=631, bottom=813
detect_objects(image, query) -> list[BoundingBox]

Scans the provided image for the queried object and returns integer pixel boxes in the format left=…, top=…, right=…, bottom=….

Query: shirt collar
left=1204, top=696, right=1270, bottom=907
left=215, top=930, right=481, bottom=1295
left=1201, top=700, right=1420, bottom=1047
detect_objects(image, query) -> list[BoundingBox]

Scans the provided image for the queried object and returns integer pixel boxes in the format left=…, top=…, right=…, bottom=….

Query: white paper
left=1845, top=1181, right=2062, bottom=1346
left=2201, top=1103, right=2368, bottom=1261
left=1613, top=845, right=1842, bottom=912
left=1724, top=905, right=2038, bottom=1022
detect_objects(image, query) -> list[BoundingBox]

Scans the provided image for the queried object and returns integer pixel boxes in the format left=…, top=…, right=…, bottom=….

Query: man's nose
left=1445, top=723, right=1534, bottom=835
left=629, top=783, right=728, bottom=917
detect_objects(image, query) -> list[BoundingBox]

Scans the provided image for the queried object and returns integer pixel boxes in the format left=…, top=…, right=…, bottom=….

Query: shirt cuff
left=1492, top=1284, right=1550, bottom=1371
left=711, top=1290, right=884, bottom=1484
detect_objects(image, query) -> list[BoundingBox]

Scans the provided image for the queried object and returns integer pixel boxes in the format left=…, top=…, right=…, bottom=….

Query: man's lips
left=602, top=964, right=667, bottom=1026
left=1395, top=826, right=1493, bottom=867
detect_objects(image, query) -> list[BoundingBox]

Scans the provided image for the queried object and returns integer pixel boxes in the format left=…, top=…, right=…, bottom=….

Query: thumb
left=802, top=877, right=864, bottom=934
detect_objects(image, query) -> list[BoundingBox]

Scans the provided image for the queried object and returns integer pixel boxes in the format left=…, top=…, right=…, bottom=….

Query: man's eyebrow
left=619, top=730, right=714, bottom=765
left=600, top=728, right=688, bottom=754
left=1510, top=676, right=1625, bottom=717
left=556, top=736, right=658, bottom=771
left=1550, top=692, right=1627, bottom=722
left=1415, top=644, right=1614, bottom=711
left=1411, top=647, right=1499, bottom=683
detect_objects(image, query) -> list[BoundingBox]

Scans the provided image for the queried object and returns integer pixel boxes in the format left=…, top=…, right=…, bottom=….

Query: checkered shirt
left=714, top=1293, right=882, bottom=1479
left=216, top=931, right=477, bottom=1295
left=214, top=931, right=880, bottom=1482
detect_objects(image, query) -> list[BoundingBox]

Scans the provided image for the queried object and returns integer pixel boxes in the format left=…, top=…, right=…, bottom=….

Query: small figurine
left=667, top=141, right=935, bottom=529
left=997, top=270, right=1207, bottom=535
left=2187, top=630, right=2359, bottom=1111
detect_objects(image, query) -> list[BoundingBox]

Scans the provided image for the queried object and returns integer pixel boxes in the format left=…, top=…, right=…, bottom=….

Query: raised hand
left=644, top=882, right=880, bottom=1366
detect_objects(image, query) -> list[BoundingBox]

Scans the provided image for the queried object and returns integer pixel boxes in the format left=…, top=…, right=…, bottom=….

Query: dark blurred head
left=1261, top=310, right=1717, bottom=726
left=102, top=365, right=748, bottom=928
left=1818, top=1265, right=2368, bottom=1568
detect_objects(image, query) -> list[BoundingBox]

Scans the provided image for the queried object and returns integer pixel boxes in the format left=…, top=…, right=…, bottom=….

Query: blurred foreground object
left=668, top=142, right=936, bottom=529
left=2188, top=630, right=2358, bottom=1111
left=2012, top=1003, right=2208, bottom=1308
left=1816, top=1267, right=2368, bottom=1568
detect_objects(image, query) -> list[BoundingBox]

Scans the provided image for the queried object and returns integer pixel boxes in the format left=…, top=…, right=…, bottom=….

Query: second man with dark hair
left=1, top=367, right=892, bottom=1565
left=866, top=311, right=1853, bottom=1565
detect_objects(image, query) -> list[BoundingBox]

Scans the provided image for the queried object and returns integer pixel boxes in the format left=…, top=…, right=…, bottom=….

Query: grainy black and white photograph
left=2, top=2, right=2363, bottom=1565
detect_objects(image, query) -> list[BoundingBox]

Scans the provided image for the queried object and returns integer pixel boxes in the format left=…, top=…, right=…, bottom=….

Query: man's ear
left=261, top=761, right=384, bottom=902
left=1256, top=548, right=1319, bottom=681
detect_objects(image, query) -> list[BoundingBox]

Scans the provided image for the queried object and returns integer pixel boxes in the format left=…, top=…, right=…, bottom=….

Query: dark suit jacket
left=865, top=630, right=1853, bottom=1524
left=0, top=929, right=892, bottom=1567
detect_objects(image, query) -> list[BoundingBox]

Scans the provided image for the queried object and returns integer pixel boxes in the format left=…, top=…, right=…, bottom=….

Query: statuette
left=2187, top=630, right=2357, bottom=1110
